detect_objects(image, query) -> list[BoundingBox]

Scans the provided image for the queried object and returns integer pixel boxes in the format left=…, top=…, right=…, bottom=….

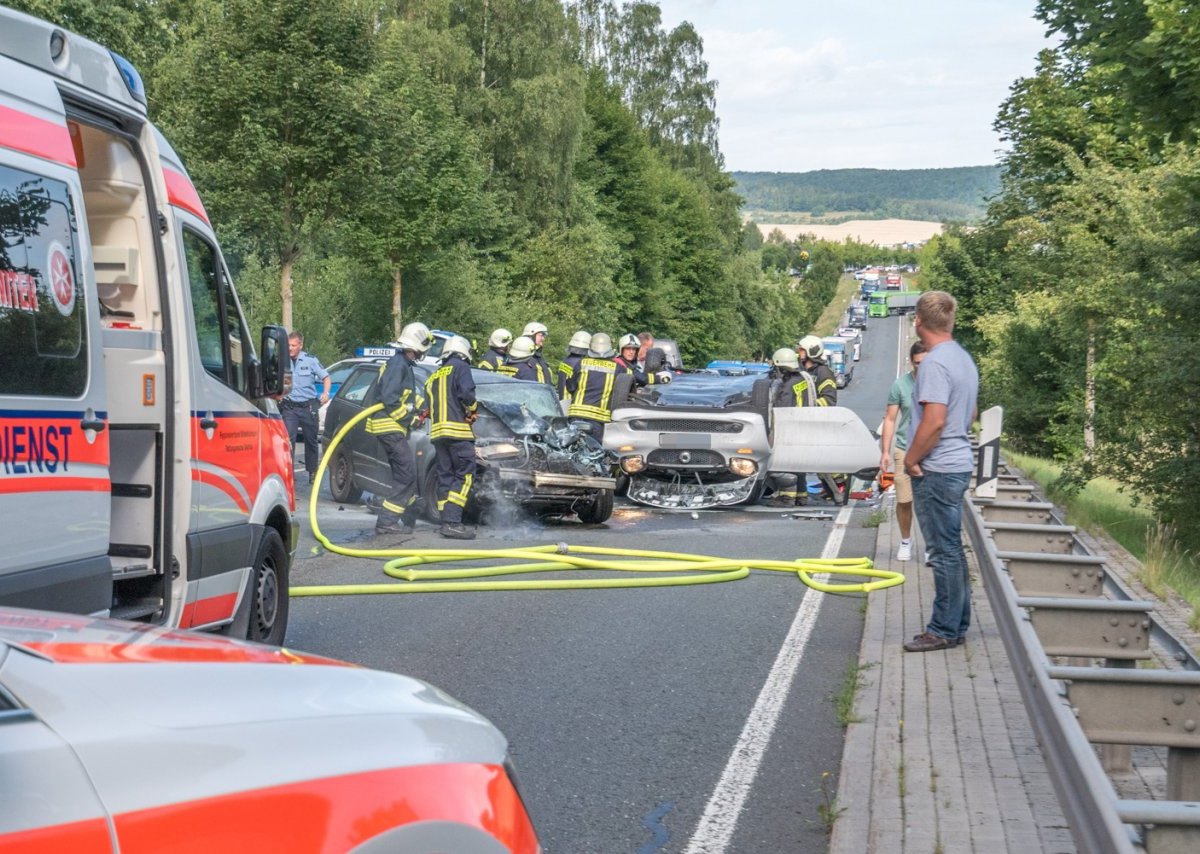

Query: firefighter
left=795, top=334, right=840, bottom=503
left=557, top=329, right=591, bottom=400
left=765, top=347, right=815, bottom=507
left=425, top=335, right=479, bottom=539
left=479, top=328, right=516, bottom=376
left=568, top=333, right=621, bottom=442
left=365, top=322, right=434, bottom=535
left=796, top=335, right=838, bottom=406
left=615, top=333, right=671, bottom=387
left=507, top=336, right=554, bottom=384
left=521, top=321, right=555, bottom=385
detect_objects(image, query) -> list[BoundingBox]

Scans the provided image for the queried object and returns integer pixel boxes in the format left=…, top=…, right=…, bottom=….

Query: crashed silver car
left=604, top=373, right=773, bottom=509
left=605, top=373, right=883, bottom=510
left=324, top=362, right=617, bottom=523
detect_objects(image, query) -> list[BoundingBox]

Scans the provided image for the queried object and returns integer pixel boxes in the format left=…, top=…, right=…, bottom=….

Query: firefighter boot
left=440, top=523, right=476, bottom=540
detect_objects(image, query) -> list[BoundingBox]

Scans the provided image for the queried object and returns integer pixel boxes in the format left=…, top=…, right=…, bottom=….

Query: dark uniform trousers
left=282, top=399, right=320, bottom=474
left=434, top=439, right=476, bottom=524
left=376, top=433, right=418, bottom=528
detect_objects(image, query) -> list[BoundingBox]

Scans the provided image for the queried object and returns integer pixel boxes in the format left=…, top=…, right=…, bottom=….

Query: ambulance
left=0, top=8, right=295, bottom=644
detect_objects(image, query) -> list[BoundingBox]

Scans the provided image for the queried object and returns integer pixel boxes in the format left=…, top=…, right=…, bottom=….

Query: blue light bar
left=109, top=51, right=146, bottom=105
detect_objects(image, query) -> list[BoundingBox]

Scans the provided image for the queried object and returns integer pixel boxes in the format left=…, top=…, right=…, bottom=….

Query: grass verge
left=1004, top=449, right=1200, bottom=630
left=813, top=274, right=862, bottom=338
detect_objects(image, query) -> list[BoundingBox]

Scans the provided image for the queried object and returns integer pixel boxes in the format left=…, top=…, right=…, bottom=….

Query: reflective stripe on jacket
left=568, top=357, right=620, bottom=423
left=425, top=355, right=478, bottom=441
left=366, top=353, right=424, bottom=436
left=557, top=353, right=583, bottom=400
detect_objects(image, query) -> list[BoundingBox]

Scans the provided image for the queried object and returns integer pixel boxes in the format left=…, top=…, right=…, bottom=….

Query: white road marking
left=683, top=502, right=855, bottom=853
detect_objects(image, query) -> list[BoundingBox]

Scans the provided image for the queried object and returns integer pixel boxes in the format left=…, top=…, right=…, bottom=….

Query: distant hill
left=732, top=166, right=1001, bottom=223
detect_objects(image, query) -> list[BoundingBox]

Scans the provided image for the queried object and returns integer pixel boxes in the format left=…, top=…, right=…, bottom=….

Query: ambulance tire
left=248, top=529, right=289, bottom=646
left=329, top=449, right=363, bottom=504
left=577, top=488, right=613, bottom=524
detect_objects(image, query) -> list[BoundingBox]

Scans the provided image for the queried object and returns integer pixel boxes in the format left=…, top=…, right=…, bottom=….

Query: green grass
left=1004, top=449, right=1200, bottom=630
left=813, top=274, right=862, bottom=338
left=834, top=657, right=872, bottom=726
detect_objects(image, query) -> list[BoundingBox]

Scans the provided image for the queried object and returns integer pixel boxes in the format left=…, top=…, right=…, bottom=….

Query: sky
left=652, top=0, right=1054, bottom=172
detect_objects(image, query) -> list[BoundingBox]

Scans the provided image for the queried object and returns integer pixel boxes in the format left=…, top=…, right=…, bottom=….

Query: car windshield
left=633, top=373, right=761, bottom=408
left=476, top=380, right=562, bottom=432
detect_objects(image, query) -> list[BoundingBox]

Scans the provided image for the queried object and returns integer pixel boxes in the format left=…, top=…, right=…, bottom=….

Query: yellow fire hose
left=289, top=404, right=905, bottom=597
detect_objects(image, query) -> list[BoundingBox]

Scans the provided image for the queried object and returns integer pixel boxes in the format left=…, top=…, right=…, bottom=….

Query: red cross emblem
left=48, top=243, right=75, bottom=316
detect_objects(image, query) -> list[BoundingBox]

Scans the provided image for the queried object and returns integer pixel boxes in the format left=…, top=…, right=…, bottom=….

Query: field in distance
left=755, top=219, right=943, bottom=246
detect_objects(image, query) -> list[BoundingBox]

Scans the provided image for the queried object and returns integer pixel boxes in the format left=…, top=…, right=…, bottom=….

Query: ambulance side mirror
left=257, top=325, right=289, bottom=398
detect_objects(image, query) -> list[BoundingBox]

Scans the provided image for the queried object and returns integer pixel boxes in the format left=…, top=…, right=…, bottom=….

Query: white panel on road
left=768, top=406, right=881, bottom=474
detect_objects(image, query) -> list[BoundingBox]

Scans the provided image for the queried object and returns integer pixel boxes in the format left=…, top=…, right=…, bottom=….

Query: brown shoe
left=904, top=632, right=953, bottom=652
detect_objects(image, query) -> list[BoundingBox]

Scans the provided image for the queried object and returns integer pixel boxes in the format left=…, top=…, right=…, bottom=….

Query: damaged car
left=603, top=373, right=773, bottom=509
left=324, top=362, right=617, bottom=523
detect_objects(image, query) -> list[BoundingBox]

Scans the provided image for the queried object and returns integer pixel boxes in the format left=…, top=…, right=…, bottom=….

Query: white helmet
left=396, top=322, right=433, bottom=353
left=588, top=332, right=615, bottom=358
left=488, top=328, right=513, bottom=350
left=522, top=321, right=548, bottom=339
left=618, top=333, right=640, bottom=351
left=508, top=335, right=536, bottom=361
left=441, top=335, right=472, bottom=361
left=771, top=347, right=800, bottom=370
left=797, top=334, right=824, bottom=361
left=569, top=330, right=592, bottom=351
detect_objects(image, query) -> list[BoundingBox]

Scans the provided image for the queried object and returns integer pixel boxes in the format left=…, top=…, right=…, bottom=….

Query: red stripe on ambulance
left=0, top=105, right=77, bottom=167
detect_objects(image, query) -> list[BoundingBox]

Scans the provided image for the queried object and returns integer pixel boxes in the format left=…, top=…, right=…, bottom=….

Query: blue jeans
left=911, top=470, right=972, bottom=640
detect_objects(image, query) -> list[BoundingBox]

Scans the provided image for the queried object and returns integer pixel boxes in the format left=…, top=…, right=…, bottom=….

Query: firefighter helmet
left=488, top=328, right=513, bottom=349
left=522, top=322, right=548, bottom=339
left=396, top=322, right=434, bottom=354
left=618, top=333, right=639, bottom=352
left=797, top=334, right=824, bottom=361
left=441, top=335, right=472, bottom=362
left=508, top=336, right=536, bottom=361
left=568, top=330, right=592, bottom=351
left=771, top=347, right=800, bottom=370
left=588, top=332, right=615, bottom=358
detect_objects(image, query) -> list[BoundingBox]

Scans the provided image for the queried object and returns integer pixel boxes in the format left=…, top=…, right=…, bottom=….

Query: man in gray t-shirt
left=903, top=291, right=979, bottom=653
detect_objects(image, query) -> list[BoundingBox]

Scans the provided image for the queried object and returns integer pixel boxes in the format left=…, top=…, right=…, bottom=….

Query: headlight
left=620, top=455, right=646, bottom=474
left=729, top=457, right=757, bottom=477
left=476, top=442, right=521, bottom=460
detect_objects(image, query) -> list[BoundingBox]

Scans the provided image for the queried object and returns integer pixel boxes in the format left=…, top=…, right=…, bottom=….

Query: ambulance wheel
left=329, top=449, right=362, bottom=504
left=248, top=528, right=289, bottom=646
left=577, top=489, right=613, bottom=524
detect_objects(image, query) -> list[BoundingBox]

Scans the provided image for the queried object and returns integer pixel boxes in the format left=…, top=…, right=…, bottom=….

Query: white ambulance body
left=0, top=8, right=295, bottom=643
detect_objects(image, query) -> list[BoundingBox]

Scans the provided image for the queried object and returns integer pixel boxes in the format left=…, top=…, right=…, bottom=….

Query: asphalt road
left=286, top=313, right=904, bottom=854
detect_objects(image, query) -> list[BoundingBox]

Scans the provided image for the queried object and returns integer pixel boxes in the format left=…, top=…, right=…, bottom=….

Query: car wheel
left=577, top=489, right=614, bottom=524
left=750, top=377, right=772, bottom=420
left=247, top=528, right=289, bottom=646
left=328, top=449, right=363, bottom=503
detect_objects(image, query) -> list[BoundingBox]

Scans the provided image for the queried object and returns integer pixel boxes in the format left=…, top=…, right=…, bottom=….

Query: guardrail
left=964, top=464, right=1200, bottom=854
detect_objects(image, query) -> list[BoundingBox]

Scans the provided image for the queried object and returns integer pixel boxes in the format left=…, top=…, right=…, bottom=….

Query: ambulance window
left=0, top=165, right=87, bottom=397
left=182, top=228, right=249, bottom=393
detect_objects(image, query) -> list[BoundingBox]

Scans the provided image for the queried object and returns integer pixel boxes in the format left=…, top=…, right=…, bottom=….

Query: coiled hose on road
left=289, top=404, right=906, bottom=598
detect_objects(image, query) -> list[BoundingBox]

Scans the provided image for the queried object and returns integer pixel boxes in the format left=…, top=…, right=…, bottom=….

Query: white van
left=0, top=8, right=295, bottom=643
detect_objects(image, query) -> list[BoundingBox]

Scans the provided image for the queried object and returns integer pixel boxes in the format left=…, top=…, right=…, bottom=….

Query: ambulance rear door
left=0, top=58, right=112, bottom=614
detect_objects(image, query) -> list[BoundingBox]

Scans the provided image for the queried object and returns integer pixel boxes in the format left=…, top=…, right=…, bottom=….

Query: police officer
left=557, top=330, right=591, bottom=400
left=365, top=322, right=433, bottom=535
left=521, top=322, right=555, bottom=386
left=507, top=336, right=553, bottom=384
left=765, top=347, right=813, bottom=507
left=568, top=333, right=622, bottom=443
left=283, top=331, right=331, bottom=486
left=425, top=335, right=478, bottom=540
left=479, top=328, right=516, bottom=376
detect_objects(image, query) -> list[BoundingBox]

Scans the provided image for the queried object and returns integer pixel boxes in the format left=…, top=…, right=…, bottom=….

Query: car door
left=0, top=68, right=111, bottom=614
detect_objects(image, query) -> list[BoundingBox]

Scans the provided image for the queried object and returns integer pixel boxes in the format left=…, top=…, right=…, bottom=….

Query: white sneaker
left=896, top=541, right=913, bottom=562
left=924, top=551, right=932, bottom=565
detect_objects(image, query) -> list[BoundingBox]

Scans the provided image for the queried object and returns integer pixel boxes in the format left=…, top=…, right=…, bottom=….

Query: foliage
left=924, top=1, right=1200, bottom=550
left=732, top=167, right=1001, bottom=222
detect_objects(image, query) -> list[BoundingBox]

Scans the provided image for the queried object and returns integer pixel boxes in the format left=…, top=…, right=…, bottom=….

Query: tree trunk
left=480, top=0, right=489, bottom=88
left=1084, top=318, right=1095, bottom=463
left=280, top=258, right=294, bottom=332
left=392, top=267, right=403, bottom=341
